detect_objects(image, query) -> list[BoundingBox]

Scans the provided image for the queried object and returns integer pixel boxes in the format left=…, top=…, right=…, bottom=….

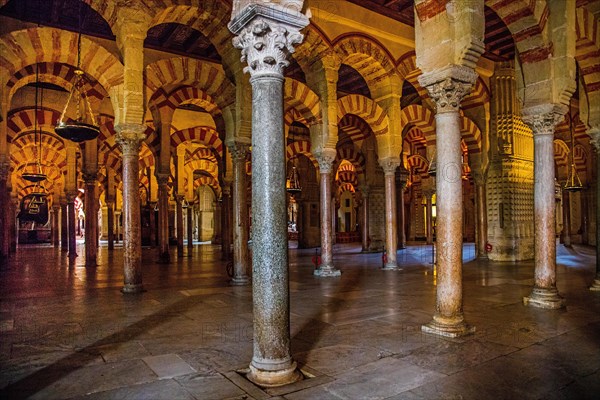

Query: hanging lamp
left=286, top=165, right=301, bottom=194
left=54, top=4, right=99, bottom=143
left=22, top=63, right=47, bottom=183
left=564, top=104, right=584, bottom=192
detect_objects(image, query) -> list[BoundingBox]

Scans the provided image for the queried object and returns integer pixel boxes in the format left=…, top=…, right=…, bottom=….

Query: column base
left=122, top=284, right=144, bottom=294
left=382, top=262, right=400, bottom=270
left=247, top=360, right=302, bottom=388
left=231, top=276, right=250, bottom=286
left=523, top=286, right=565, bottom=309
left=158, top=252, right=170, bottom=263
left=589, top=278, right=600, bottom=291
left=314, top=264, right=341, bottom=277
left=421, top=315, right=475, bottom=338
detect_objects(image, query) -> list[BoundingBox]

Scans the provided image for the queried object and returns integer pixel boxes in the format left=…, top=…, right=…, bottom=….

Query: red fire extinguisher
left=382, top=249, right=388, bottom=267
left=312, top=249, right=321, bottom=269
left=485, top=242, right=492, bottom=252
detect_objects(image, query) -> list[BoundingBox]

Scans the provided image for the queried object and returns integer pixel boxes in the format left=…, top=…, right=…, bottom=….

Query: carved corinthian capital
left=314, top=148, right=337, bottom=174
left=229, top=3, right=309, bottom=78
left=115, top=123, right=146, bottom=156
left=227, top=141, right=251, bottom=163
left=379, top=157, right=401, bottom=176
left=419, top=65, right=478, bottom=114
left=522, top=104, right=568, bottom=137
left=588, top=127, right=600, bottom=151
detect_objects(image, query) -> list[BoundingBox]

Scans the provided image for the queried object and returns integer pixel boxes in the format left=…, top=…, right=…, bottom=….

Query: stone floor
left=0, top=241, right=599, bottom=400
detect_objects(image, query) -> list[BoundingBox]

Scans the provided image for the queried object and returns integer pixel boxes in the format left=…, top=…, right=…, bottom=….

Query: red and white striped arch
left=171, top=126, right=223, bottom=158
left=337, top=94, right=390, bottom=136
left=336, top=146, right=366, bottom=176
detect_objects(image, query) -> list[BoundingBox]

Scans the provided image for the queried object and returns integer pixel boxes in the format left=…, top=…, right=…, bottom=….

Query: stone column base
left=421, top=316, right=475, bottom=338
left=589, top=278, right=600, bottom=291
left=314, top=264, right=341, bottom=277
left=247, top=361, right=302, bottom=388
left=121, top=284, right=144, bottom=294
left=523, top=287, right=565, bottom=309
left=382, top=263, right=400, bottom=270
left=231, top=276, right=250, bottom=286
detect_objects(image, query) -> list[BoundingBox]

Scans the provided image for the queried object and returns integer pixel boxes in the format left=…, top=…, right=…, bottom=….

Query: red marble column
left=221, top=185, right=232, bottom=260
left=187, top=203, right=193, bottom=250
left=84, top=175, right=98, bottom=266
left=380, top=158, right=400, bottom=269
left=228, top=141, right=250, bottom=285
left=523, top=105, right=567, bottom=309
left=420, top=68, right=478, bottom=337
left=360, top=185, right=370, bottom=252
left=106, top=200, right=115, bottom=251
left=588, top=132, right=600, bottom=291
left=116, top=125, right=146, bottom=293
left=425, top=192, right=434, bottom=245
left=66, top=192, right=78, bottom=259
left=176, top=195, right=184, bottom=258
left=561, top=190, right=572, bottom=247
left=60, top=198, right=68, bottom=252
left=473, top=172, right=488, bottom=259
left=157, top=174, right=170, bottom=263
left=314, top=149, right=340, bottom=277
left=0, top=162, right=9, bottom=259
left=397, top=176, right=408, bottom=249
left=52, top=206, right=60, bottom=248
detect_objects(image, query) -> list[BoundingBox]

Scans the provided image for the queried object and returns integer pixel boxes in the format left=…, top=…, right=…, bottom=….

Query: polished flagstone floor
left=0, top=241, right=599, bottom=399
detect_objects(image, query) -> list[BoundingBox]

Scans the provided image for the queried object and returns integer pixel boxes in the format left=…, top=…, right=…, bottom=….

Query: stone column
left=588, top=131, right=600, bottom=291
left=60, top=197, right=68, bottom=251
left=187, top=203, right=193, bottom=250
left=84, top=174, right=98, bottom=266
left=9, top=194, right=17, bottom=252
left=52, top=205, right=60, bottom=247
left=157, top=174, right=170, bottom=263
left=420, top=67, right=478, bottom=337
left=66, top=191, right=78, bottom=259
left=473, top=172, right=488, bottom=259
left=106, top=199, right=115, bottom=250
left=425, top=192, right=434, bottom=245
left=314, top=149, right=340, bottom=277
left=360, top=185, right=370, bottom=252
left=176, top=195, right=184, bottom=257
left=228, top=141, right=251, bottom=285
left=380, top=158, right=400, bottom=269
left=221, top=184, right=232, bottom=260
left=0, top=160, right=9, bottom=259
left=229, top=4, right=308, bottom=387
left=561, top=190, right=572, bottom=247
left=522, top=105, right=567, bottom=308
left=149, top=202, right=156, bottom=247
left=116, top=125, right=146, bottom=293
left=397, top=177, right=407, bottom=249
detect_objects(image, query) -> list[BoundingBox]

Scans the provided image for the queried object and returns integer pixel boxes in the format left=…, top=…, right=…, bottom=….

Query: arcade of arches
left=0, top=0, right=599, bottom=394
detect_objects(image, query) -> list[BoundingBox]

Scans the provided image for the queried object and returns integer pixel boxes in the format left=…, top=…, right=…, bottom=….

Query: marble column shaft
left=230, top=8, right=308, bottom=386
left=84, top=177, right=98, bottom=266
left=157, top=176, right=170, bottom=262
left=381, top=159, right=400, bottom=269
left=361, top=187, right=370, bottom=252
left=187, top=205, right=193, bottom=250
left=523, top=106, right=566, bottom=308
left=229, top=142, right=250, bottom=285
left=0, top=164, right=8, bottom=259
left=117, top=126, right=145, bottom=293
left=475, top=180, right=488, bottom=259
left=425, top=194, right=433, bottom=245
left=67, top=193, right=78, bottom=258
left=314, top=149, right=340, bottom=276
left=589, top=136, right=600, bottom=290
left=176, top=195, right=184, bottom=258
left=52, top=206, right=60, bottom=247
left=60, top=200, right=68, bottom=251
left=562, top=190, right=571, bottom=247
left=420, top=68, right=477, bottom=337
left=398, top=182, right=407, bottom=249
left=107, top=200, right=115, bottom=251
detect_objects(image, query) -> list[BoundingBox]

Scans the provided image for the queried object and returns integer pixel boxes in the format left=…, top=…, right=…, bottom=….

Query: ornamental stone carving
left=115, top=124, right=146, bottom=155
left=419, top=65, right=478, bottom=114
left=228, top=141, right=251, bottom=163
left=522, top=104, right=568, bottom=137
left=314, top=149, right=337, bottom=174
left=379, top=157, right=401, bottom=176
left=232, top=20, right=304, bottom=77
